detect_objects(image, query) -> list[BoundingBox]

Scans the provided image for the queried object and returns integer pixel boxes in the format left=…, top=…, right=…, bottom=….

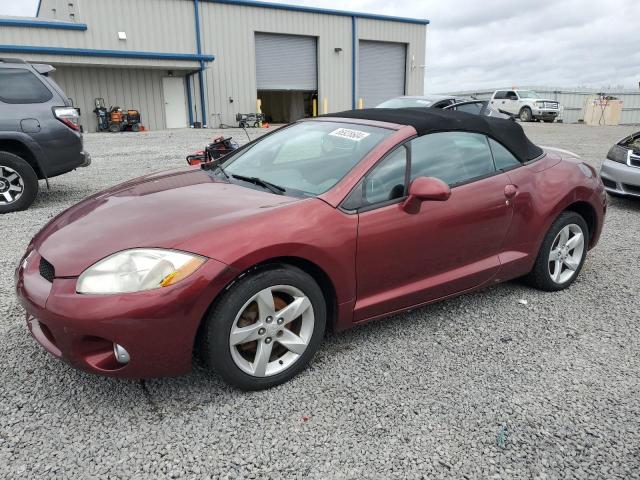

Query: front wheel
left=202, top=265, right=326, bottom=390
left=519, top=107, right=533, bottom=122
left=0, top=152, right=38, bottom=214
left=525, top=212, right=589, bottom=291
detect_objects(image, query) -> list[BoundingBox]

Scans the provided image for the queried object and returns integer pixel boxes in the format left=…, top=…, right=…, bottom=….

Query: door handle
left=504, top=184, right=518, bottom=198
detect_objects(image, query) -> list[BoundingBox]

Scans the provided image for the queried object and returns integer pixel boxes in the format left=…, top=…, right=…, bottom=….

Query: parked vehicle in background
left=378, top=96, right=511, bottom=120
left=443, top=99, right=514, bottom=120
left=16, top=108, right=606, bottom=390
left=600, top=131, right=640, bottom=198
left=0, top=58, right=90, bottom=213
left=490, top=89, right=560, bottom=122
left=376, top=95, right=470, bottom=109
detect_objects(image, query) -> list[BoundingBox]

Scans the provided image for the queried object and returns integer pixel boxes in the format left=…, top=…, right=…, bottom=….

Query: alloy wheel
left=0, top=166, right=24, bottom=205
left=548, top=223, right=585, bottom=284
left=229, top=285, right=315, bottom=377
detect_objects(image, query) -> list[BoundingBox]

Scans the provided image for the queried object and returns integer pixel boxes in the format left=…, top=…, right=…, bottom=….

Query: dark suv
left=0, top=58, right=90, bottom=213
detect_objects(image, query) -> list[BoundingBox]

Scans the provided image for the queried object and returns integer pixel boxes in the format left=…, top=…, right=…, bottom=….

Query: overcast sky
left=2, top=0, right=639, bottom=93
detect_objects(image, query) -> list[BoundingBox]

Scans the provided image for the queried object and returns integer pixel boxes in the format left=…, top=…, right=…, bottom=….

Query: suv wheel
left=0, top=152, right=38, bottom=214
left=519, top=107, right=533, bottom=122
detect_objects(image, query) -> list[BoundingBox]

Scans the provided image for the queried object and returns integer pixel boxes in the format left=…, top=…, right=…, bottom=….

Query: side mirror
left=402, top=176, right=451, bottom=213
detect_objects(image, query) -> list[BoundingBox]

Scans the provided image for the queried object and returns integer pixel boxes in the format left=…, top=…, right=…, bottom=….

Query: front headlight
left=76, top=248, right=206, bottom=294
left=606, top=144, right=629, bottom=164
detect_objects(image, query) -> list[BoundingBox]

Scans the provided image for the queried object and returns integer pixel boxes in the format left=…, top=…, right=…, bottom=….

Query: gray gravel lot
left=1, top=123, right=640, bottom=479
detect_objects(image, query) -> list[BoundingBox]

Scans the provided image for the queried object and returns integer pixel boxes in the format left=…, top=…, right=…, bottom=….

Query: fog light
left=113, top=343, right=130, bottom=364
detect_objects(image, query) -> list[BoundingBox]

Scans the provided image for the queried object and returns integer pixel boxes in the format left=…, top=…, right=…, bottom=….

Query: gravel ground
left=1, top=123, right=639, bottom=479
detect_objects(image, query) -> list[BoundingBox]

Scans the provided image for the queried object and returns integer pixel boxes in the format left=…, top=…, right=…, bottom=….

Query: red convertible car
left=16, top=108, right=606, bottom=390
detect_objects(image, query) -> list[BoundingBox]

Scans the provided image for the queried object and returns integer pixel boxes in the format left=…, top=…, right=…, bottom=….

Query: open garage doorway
left=258, top=90, right=317, bottom=123
left=255, top=33, right=317, bottom=123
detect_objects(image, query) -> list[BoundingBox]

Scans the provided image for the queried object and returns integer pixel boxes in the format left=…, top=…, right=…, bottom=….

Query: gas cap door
left=20, top=118, right=41, bottom=133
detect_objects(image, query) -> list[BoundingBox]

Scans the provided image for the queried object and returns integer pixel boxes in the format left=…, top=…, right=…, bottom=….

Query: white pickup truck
left=490, top=89, right=561, bottom=122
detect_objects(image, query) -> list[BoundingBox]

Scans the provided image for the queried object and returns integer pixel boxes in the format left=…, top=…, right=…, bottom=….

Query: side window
left=506, top=91, right=517, bottom=100
left=362, top=146, right=407, bottom=206
left=0, top=69, right=53, bottom=104
left=488, top=138, right=520, bottom=170
left=494, top=91, right=507, bottom=100
left=410, top=132, right=496, bottom=187
left=454, top=102, right=483, bottom=115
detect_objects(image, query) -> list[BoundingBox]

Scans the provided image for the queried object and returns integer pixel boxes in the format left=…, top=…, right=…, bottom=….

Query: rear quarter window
left=0, top=69, right=54, bottom=104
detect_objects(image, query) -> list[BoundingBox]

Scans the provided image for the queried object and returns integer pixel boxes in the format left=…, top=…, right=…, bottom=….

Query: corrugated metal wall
left=50, top=66, right=182, bottom=132
left=444, top=87, right=640, bottom=124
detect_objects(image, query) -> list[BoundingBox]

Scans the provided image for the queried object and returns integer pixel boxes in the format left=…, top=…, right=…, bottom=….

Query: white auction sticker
left=329, top=128, right=370, bottom=142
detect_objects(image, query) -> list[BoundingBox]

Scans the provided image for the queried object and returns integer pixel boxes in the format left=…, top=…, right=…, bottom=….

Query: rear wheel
left=131, top=123, right=140, bottom=132
left=108, top=123, right=120, bottom=133
left=202, top=265, right=326, bottom=390
left=519, top=107, right=533, bottom=122
left=0, top=152, right=38, bottom=214
left=525, top=212, right=588, bottom=291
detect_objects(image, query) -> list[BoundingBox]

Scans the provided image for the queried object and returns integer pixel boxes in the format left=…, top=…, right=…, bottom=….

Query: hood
left=34, top=168, right=300, bottom=276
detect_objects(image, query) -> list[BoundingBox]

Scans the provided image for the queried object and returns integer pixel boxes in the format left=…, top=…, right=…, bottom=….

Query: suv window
left=0, top=69, right=53, bottom=104
left=488, top=138, right=520, bottom=170
left=506, top=91, right=518, bottom=100
left=410, top=132, right=496, bottom=186
left=493, top=91, right=507, bottom=100
left=362, top=146, right=407, bottom=206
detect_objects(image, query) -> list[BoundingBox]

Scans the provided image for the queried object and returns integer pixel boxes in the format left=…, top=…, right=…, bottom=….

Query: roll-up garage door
left=358, top=40, right=406, bottom=107
left=255, top=33, right=317, bottom=90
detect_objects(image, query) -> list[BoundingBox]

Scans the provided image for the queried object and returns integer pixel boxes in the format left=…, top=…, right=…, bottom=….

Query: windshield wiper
left=231, top=174, right=285, bottom=195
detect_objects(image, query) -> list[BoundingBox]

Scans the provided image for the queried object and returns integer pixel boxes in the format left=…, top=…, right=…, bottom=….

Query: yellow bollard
left=322, top=98, right=328, bottom=115
left=312, top=98, right=317, bottom=117
left=357, top=98, right=364, bottom=109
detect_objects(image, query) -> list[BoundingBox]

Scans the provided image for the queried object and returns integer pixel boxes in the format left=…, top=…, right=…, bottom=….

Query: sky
left=2, top=0, right=639, bottom=93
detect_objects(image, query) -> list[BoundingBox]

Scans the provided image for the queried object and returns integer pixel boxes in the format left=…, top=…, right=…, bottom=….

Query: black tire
left=253, top=121, right=260, bottom=128
left=525, top=211, right=589, bottom=291
left=108, top=123, right=120, bottom=133
left=543, top=119, right=555, bottom=123
left=202, top=265, right=326, bottom=390
left=0, top=151, right=38, bottom=214
left=131, top=123, right=140, bottom=132
left=519, top=107, right=533, bottom=122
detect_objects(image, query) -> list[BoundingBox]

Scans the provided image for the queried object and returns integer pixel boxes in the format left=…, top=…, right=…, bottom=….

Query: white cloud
left=1, top=0, right=638, bottom=92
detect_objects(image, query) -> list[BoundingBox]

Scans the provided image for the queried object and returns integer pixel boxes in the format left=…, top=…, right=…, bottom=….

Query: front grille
left=543, top=102, right=559, bottom=109
left=39, top=257, right=55, bottom=282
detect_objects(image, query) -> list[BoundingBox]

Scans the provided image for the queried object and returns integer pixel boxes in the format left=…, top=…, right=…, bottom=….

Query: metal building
left=0, top=0, right=428, bottom=132
left=444, top=86, right=640, bottom=124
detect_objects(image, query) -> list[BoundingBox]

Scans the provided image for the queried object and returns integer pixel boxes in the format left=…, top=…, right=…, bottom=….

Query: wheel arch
left=563, top=201, right=597, bottom=248
left=0, top=135, right=47, bottom=180
left=192, top=255, right=340, bottom=361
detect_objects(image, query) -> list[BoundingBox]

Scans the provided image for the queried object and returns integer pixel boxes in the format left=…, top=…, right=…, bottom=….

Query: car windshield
left=376, top=98, right=433, bottom=108
left=517, top=90, right=540, bottom=99
left=222, top=121, right=392, bottom=197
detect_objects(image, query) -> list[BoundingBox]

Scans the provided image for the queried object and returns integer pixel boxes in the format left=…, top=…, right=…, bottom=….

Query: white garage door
left=255, top=33, right=317, bottom=90
left=358, top=40, right=407, bottom=108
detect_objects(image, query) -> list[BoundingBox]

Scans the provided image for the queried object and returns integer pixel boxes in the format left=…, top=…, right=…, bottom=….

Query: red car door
left=353, top=132, right=514, bottom=322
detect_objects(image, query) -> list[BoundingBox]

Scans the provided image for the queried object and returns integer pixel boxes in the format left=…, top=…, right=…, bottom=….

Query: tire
left=253, top=121, right=260, bottom=128
left=202, top=265, right=326, bottom=390
left=525, top=211, right=589, bottom=291
left=131, top=123, right=140, bottom=132
left=519, top=107, right=533, bottom=122
left=543, top=119, right=555, bottom=123
left=108, top=123, right=120, bottom=133
left=0, top=152, right=38, bottom=214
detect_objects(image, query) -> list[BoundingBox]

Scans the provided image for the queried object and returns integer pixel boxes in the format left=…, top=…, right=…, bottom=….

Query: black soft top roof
left=327, top=107, right=544, bottom=162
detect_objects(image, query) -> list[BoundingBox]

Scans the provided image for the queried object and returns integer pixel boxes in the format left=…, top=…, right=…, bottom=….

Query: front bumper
left=15, top=250, right=236, bottom=378
left=532, top=108, right=559, bottom=118
left=599, top=159, right=640, bottom=197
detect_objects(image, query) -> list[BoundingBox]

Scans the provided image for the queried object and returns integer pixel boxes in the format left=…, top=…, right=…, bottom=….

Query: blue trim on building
left=194, top=0, right=208, bottom=126
left=0, top=18, right=88, bottom=30
left=351, top=16, right=357, bottom=109
left=0, top=45, right=215, bottom=62
left=186, top=74, right=194, bottom=126
left=205, top=0, right=429, bottom=25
